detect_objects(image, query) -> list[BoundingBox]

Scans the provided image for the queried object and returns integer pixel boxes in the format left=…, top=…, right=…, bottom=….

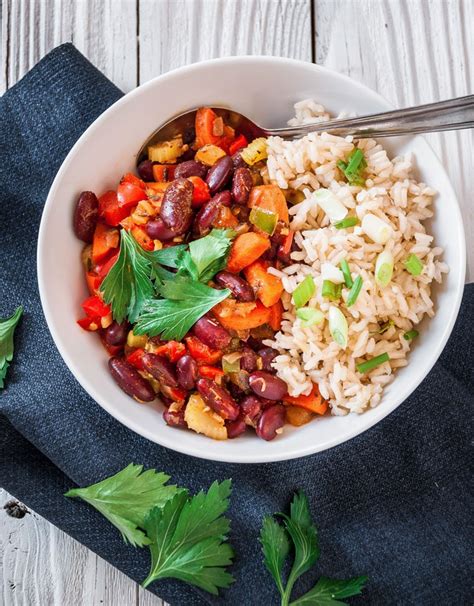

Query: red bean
left=108, top=357, right=155, bottom=402
left=192, top=314, right=231, bottom=349
left=176, top=355, right=198, bottom=390
left=231, top=167, right=253, bottom=205
left=174, top=160, right=208, bottom=179
left=248, top=371, right=287, bottom=400
left=145, top=218, right=177, bottom=241
left=240, top=347, right=258, bottom=372
left=142, top=353, right=178, bottom=387
left=226, top=416, right=247, bottom=438
left=206, top=156, right=234, bottom=194
left=163, top=408, right=187, bottom=428
left=257, top=347, right=278, bottom=372
left=196, top=378, right=239, bottom=420
left=240, top=395, right=264, bottom=427
left=137, top=159, right=155, bottom=182
left=73, top=191, right=99, bottom=243
left=215, top=271, right=255, bottom=302
left=160, top=178, right=193, bottom=234
left=231, top=152, right=247, bottom=170
left=194, top=190, right=231, bottom=235
left=104, top=321, right=129, bottom=347
left=256, top=404, right=286, bottom=441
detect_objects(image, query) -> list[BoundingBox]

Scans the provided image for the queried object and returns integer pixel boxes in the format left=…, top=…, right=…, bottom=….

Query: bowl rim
left=37, top=55, right=466, bottom=463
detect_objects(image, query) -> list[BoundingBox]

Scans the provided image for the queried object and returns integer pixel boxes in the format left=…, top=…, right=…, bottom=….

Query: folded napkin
left=1, top=44, right=472, bottom=606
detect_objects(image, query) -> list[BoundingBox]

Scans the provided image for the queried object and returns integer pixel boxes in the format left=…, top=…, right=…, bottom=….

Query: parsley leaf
left=65, top=463, right=177, bottom=547
left=187, top=229, right=234, bottom=283
left=260, top=516, right=290, bottom=597
left=134, top=279, right=230, bottom=340
left=0, top=306, right=23, bottom=389
left=142, top=480, right=234, bottom=595
left=101, top=231, right=154, bottom=323
left=148, top=244, right=187, bottom=269
left=290, top=576, right=368, bottom=605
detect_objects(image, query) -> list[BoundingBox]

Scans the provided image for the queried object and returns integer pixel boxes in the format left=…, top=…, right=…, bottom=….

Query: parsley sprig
left=0, top=306, right=23, bottom=389
left=260, top=492, right=367, bottom=605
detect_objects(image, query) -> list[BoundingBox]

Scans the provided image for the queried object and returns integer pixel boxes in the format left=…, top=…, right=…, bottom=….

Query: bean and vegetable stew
left=74, top=108, right=327, bottom=441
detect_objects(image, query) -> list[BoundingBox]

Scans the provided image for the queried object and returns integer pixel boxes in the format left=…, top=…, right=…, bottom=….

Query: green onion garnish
left=404, top=254, right=424, bottom=276
left=403, top=329, right=419, bottom=341
left=322, top=279, right=342, bottom=301
left=337, top=149, right=367, bottom=186
left=296, top=307, right=325, bottom=327
left=249, top=207, right=278, bottom=235
left=376, top=320, right=394, bottom=335
left=293, top=276, right=315, bottom=308
left=356, top=352, right=390, bottom=374
left=328, top=306, right=348, bottom=348
left=334, top=216, right=359, bottom=229
left=375, top=250, right=394, bottom=288
left=346, top=276, right=363, bottom=307
left=340, top=260, right=353, bottom=288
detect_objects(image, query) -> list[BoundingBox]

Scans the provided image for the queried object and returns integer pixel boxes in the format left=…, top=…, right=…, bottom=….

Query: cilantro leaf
left=134, top=280, right=230, bottom=340
left=65, top=463, right=177, bottom=547
left=188, top=229, right=234, bottom=283
left=0, top=306, right=23, bottom=389
left=101, top=231, right=154, bottom=323
left=142, top=480, right=234, bottom=595
left=290, top=576, right=368, bottom=605
left=260, top=516, right=290, bottom=596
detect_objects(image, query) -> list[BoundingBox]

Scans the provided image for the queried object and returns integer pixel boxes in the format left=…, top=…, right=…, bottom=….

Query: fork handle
left=264, top=94, right=474, bottom=139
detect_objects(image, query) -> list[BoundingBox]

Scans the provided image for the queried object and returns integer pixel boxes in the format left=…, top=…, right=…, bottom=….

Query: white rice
left=262, top=100, right=448, bottom=415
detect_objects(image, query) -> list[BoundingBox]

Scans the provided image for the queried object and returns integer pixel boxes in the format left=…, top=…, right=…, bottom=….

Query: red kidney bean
left=240, top=395, right=264, bottom=426
left=231, top=167, right=253, bottom=205
left=142, top=353, right=178, bottom=387
left=183, top=127, right=196, bottom=145
left=226, top=380, right=246, bottom=400
left=174, top=160, right=208, bottom=179
left=194, top=190, right=231, bottom=235
left=245, top=336, right=264, bottom=351
left=215, top=271, right=255, bottom=302
left=226, top=416, right=247, bottom=438
left=104, top=321, right=129, bottom=347
left=73, top=191, right=99, bottom=243
left=248, top=371, right=287, bottom=400
left=137, top=159, right=155, bottom=182
left=196, top=378, right=239, bottom=420
left=160, top=178, right=193, bottom=234
left=192, top=314, right=231, bottom=349
left=176, top=354, right=198, bottom=390
left=108, top=357, right=155, bottom=402
left=145, top=218, right=177, bottom=241
left=257, top=347, right=278, bottom=372
left=256, top=404, right=286, bottom=441
left=262, top=240, right=279, bottom=261
left=231, top=152, right=247, bottom=169
left=163, top=408, right=187, bottom=428
left=240, top=347, right=258, bottom=372
left=206, top=156, right=233, bottom=194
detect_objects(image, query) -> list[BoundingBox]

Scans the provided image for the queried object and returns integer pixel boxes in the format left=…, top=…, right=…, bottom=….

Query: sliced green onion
left=346, top=276, right=363, bottom=307
left=314, top=189, right=348, bottom=223
left=249, top=206, right=278, bottom=235
left=337, top=149, right=367, bottom=185
left=376, top=320, right=394, bottom=335
left=340, top=260, right=353, bottom=288
left=404, top=254, right=424, bottom=276
left=403, top=329, right=419, bottom=341
left=222, top=352, right=242, bottom=374
left=293, top=276, right=315, bottom=308
left=334, top=216, right=359, bottom=229
left=375, top=250, right=394, bottom=288
left=322, top=280, right=342, bottom=301
left=296, top=307, right=325, bottom=327
left=328, top=306, right=348, bottom=348
left=356, top=352, right=390, bottom=374
left=361, top=213, right=393, bottom=244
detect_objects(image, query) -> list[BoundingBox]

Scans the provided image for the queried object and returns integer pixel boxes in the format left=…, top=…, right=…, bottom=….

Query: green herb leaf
left=346, top=276, right=363, bottom=307
left=0, top=306, right=23, bottom=389
left=334, top=217, right=359, bottom=230
left=260, top=516, right=290, bottom=596
left=290, top=575, right=368, bottom=605
left=101, top=231, right=155, bottom=323
left=65, top=464, right=178, bottom=547
left=142, top=480, right=234, bottom=595
left=148, top=244, right=187, bottom=269
left=134, top=279, right=230, bottom=340
left=356, top=352, right=390, bottom=374
left=187, top=229, right=234, bottom=283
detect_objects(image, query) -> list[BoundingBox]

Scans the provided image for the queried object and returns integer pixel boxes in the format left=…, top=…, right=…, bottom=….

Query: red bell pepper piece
left=188, top=176, right=211, bottom=207
left=229, top=134, right=248, bottom=156
left=152, top=164, right=176, bottom=182
left=199, top=365, right=225, bottom=381
left=77, top=317, right=100, bottom=331
left=121, top=172, right=145, bottom=188
left=185, top=336, right=222, bottom=364
left=92, top=222, right=119, bottom=264
left=99, top=190, right=130, bottom=226
left=81, top=295, right=111, bottom=318
left=85, top=272, right=101, bottom=295
left=96, top=251, right=119, bottom=280
left=126, top=348, right=146, bottom=370
left=153, top=341, right=186, bottom=363
left=163, top=386, right=187, bottom=402
left=131, top=225, right=154, bottom=251
left=117, top=173, right=147, bottom=209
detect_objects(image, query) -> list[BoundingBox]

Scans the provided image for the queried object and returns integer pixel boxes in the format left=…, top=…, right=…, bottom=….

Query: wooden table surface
left=1, top=0, right=472, bottom=604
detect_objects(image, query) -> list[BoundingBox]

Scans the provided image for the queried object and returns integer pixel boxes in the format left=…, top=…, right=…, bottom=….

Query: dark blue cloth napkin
left=1, top=44, right=473, bottom=606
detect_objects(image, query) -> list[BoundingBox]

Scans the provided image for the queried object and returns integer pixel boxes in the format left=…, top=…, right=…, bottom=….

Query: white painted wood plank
left=138, top=0, right=312, bottom=82
left=314, top=0, right=473, bottom=281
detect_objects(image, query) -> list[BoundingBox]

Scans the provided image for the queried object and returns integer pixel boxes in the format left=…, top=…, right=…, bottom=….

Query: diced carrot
left=152, top=164, right=176, bottom=182
left=248, top=185, right=289, bottom=223
left=195, top=108, right=221, bottom=147
left=92, top=222, right=119, bottom=264
left=212, top=300, right=256, bottom=318
left=285, top=406, right=314, bottom=426
left=268, top=300, right=283, bottom=331
left=243, top=260, right=283, bottom=307
left=213, top=300, right=271, bottom=331
left=145, top=182, right=170, bottom=193
left=226, top=232, right=270, bottom=273
left=131, top=225, right=154, bottom=251
left=212, top=206, right=239, bottom=229
left=284, top=384, right=328, bottom=415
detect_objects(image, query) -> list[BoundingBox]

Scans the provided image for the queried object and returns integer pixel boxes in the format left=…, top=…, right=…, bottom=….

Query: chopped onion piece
left=328, top=306, right=348, bottom=349
left=292, top=276, right=316, bottom=308
left=404, top=253, right=424, bottom=276
left=361, top=213, right=393, bottom=244
left=296, top=307, right=325, bottom=327
left=314, top=189, right=348, bottom=223
left=222, top=352, right=242, bottom=374
left=375, top=250, right=394, bottom=288
left=321, top=262, right=345, bottom=284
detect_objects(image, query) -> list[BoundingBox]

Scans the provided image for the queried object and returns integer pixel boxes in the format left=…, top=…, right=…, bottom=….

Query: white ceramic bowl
left=38, top=56, right=466, bottom=464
